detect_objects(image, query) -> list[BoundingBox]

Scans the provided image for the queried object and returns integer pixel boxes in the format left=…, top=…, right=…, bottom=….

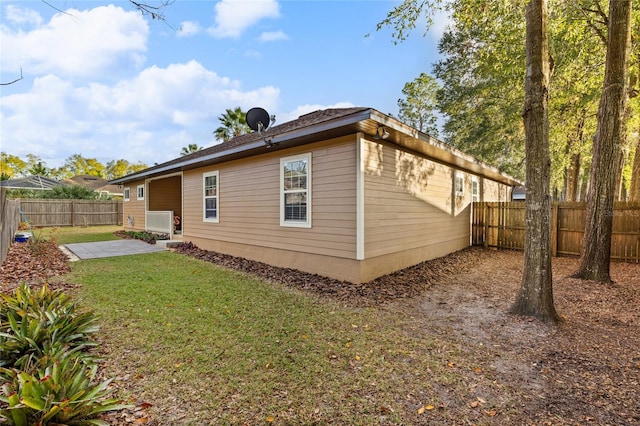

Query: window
left=136, top=184, right=144, bottom=200
left=455, top=172, right=464, bottom=196
left=280, top=153, right=311, bottom=227
left=471, top=177, right=479, bottom=202
left=203, top=171, right=219, bottom=222
left=123, top=187, right=130, bottom=201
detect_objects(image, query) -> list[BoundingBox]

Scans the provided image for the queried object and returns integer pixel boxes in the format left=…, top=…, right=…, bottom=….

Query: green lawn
left=52, top=227, right=476, bottom=424
left=35, top=225, right=122, bottom=244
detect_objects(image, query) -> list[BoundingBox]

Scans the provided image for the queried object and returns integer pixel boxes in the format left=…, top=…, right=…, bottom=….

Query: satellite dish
left=246, top=107, right=271, bottom=132
left=246, top=107, right=276, bottom=147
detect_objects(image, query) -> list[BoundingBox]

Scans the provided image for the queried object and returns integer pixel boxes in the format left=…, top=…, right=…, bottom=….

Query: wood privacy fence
left=472, top=201, right=640, bottom=263
left=0, top=188, right=21, bottom=265
left=18, top=199, right=123, bottom=227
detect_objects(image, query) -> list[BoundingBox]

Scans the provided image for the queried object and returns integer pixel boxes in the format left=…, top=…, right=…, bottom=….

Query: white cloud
left=0, top=61, right=281, bottom=167
left=259, top=30, right=288, bottom=42
left=3, top=4, right=43, bottom=26
left=208, top=0, right=280, bottom=39
left=178, top=21, right=202, bottom=38
left=0, top=5, right=148, bottom=78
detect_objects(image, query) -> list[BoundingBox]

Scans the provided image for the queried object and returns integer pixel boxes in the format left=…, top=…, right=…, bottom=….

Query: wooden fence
left=0, top=188, right=21, bottom=265
left=472, top=201, right=640, bottom=263
left=18, top=199, right=123, bottom=227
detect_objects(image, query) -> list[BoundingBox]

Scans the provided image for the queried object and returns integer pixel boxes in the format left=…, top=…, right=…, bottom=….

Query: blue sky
left=0, top=0, right=447, bottom=169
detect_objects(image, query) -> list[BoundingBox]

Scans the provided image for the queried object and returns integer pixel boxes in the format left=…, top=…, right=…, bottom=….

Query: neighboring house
left=65, top=175, right=123, bottom=198
left=0, top=175, right=65, bottom=190
left=512, top=185, right=526, bottom=201
left=111, top=107, right=520, bottom=283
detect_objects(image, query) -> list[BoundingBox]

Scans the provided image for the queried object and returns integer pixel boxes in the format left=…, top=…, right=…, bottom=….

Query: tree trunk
left=574, top=0, right=632, bottom=283
left=630, top=132, right=640, bottom=201
left=511, top=0, right=559, bottom=322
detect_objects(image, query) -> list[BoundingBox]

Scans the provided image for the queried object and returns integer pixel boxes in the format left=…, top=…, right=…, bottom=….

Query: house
left=65, top=175, right=123, bottom=198
left=511, top=185, right=526, bottom=201
left=110, top=107, right=520, bottom=283
left=0, top=175, right=66, bottom=190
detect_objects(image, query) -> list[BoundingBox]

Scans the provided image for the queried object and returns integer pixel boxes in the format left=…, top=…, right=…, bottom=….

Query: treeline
left=0, top=153, right=148, bottom=181
left=385, top=0, right=640, bottom=202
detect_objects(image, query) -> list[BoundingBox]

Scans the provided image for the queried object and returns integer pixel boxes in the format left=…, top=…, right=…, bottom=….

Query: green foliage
left=214, top=106, right=251, bottom=142
left=180, top=144, right=203, bottom=156
left=397, top=72, right=440, bottom=136
left=37, top=185, right=108, bottom=200
left=104, top=159, right=148, bottom=181
left=118, top=230, right=169, bottom=244
left=1, top=152, right=27, bottom=179
left=0, top=284, right=99, bottom=369
left=0, top=356, right=128, bottom=426
left=0, top=284, right=129, bottom=425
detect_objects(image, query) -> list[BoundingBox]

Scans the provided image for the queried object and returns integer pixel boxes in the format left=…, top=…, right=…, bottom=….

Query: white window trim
left=136, top=184, right=144, bottom=201
left=455, top=172, right=465, bottom=196
left=123, top=187, right=130, bottom=202
left=280, top=153, right=312, bottom=228
left=203, top=170, right=219, bottom=223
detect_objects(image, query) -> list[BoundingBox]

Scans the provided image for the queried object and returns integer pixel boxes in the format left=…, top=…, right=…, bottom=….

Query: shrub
left=0, top=354, right=128, bottom=426
left=0, top=284, right=129, bottom=425
left=0, top=284, right=99, bottom=369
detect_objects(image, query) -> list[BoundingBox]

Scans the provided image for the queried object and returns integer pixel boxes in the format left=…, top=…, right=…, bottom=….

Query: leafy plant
left=0, top=284, right=99, bottom=369
left=0, top=284, right=130, bottom=425
left=117, top=230, right=169, bottom=244
left=0, top=354, right=129, bottom=426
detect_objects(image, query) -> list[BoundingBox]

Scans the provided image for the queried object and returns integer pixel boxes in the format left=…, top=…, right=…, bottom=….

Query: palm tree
left=214, top=107, right=250, bottom=142
left=180, top=144, right=203, bottom=156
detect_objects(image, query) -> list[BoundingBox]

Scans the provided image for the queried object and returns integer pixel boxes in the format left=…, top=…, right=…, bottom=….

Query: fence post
left=551, top=203, right=558, bottom=257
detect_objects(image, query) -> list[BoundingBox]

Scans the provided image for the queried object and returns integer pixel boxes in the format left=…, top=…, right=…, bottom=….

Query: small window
left=136, top=184, right=144, bottom=200
left=123, top=187, right=130, bottom=201
left=280, top=153, right=311, bottom=227
left=455, top=172, right=464, bottom=196
left=203, top=171, right=219, bottom=222
left=471, top=177, right=479, bottom=202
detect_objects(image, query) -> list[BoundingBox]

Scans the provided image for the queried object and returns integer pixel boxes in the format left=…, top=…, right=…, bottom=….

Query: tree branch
left=1, top=68, right=24, bottom=86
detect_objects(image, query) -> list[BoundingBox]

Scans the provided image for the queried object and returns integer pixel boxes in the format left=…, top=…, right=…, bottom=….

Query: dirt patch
left=2, top=240, right=639, bottom=425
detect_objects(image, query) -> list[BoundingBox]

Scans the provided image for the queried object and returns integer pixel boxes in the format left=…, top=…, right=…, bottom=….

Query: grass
left=34, top=225, right=122, bottom=244
left=49, top=227, right=473, bottom=424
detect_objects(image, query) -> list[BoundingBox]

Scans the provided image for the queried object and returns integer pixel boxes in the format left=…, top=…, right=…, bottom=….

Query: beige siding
left=122, top=179, right=146, bottom=231
left=363, top=139, right=472, bottom=260
left=483, top=177, right=511, bottom=202
left=182, top=136, right=358, bottom=259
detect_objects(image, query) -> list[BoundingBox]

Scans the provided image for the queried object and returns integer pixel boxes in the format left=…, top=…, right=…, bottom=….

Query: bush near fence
left=17, top=199, right=123, bottom=228
left=472, top=201, right=640, bottom=263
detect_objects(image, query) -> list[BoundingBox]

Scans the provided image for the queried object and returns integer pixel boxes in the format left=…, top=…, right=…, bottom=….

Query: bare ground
left=2, top=239, right=639, bottom=425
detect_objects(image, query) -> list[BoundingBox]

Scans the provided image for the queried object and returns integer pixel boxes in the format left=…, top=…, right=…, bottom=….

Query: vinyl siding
left=363, top=139, right=472, bottom=259
left=122, top=179, right=146, bottom=231
left=182, top=136, right=358, bottom=258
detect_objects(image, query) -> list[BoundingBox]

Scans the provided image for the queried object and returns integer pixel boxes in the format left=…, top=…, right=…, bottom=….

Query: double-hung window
left=123, top=187, right=130, bottom=201
left=454, top=172, right=464, bottom=196
left=136, top=184, right=144, bottom=200
left=203, top=171, right=219, bottom=222
left=471, top=177, right=480, bottom=202
left=280, top=153, right=311, bottom=227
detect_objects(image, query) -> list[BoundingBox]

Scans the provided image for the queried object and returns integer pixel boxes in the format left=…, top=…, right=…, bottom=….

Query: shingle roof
left=0, top=175, right=65, bottom=190
left=111, top=107, right=372, bottom=184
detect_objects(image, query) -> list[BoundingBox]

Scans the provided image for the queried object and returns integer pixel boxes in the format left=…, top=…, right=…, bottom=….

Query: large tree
left=397, top=72, right=440, bottom=136
left=574, top=0, right=633, bottom=282
left=214, top=107, right=251, bottom=143
left=511, top=0, right=559, bottom=322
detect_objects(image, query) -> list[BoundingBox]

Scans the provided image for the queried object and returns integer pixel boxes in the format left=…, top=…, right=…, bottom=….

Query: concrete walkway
left=62, top=240, right=167, bottom=261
